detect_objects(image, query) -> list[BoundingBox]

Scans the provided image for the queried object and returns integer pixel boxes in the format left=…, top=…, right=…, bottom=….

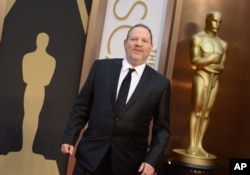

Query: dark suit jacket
left=62, top=58, right=171, bottom=174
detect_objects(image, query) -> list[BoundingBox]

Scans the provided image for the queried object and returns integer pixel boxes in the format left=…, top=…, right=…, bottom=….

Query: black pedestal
left=166, top=159, right=216, bottom=175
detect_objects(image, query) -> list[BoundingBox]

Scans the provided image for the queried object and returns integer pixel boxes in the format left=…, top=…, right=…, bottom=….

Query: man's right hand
left=61, top=144, right=74, bottom=155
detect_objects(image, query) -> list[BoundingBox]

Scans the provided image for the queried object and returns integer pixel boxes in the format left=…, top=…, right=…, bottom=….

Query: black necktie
left=116, top=68, right=135, bottom=113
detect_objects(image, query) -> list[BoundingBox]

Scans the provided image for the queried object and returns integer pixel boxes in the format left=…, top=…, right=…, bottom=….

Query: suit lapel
left=110, top=59, right=122, bottom=112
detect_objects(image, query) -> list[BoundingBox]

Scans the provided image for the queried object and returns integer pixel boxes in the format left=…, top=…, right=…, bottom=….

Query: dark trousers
left=73, top=148, right=113, bottom=175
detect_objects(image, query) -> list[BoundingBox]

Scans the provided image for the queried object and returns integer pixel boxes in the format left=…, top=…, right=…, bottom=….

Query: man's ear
left=124, top=39, right=128, bottom=49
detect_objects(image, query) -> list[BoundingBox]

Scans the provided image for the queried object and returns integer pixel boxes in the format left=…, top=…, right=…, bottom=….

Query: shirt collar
left=122, top=58, right=146, bottom=76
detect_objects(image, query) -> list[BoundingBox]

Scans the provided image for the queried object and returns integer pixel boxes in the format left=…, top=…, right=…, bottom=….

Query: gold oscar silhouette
left=0, top=32, right=59, bottom=175
left=173, top=11, right=228, bottom=167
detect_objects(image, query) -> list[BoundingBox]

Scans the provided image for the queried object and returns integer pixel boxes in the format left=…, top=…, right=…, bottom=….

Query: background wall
left=0, top=0, right=92, bottom=174
left=166, top=0, right=250, bottom=174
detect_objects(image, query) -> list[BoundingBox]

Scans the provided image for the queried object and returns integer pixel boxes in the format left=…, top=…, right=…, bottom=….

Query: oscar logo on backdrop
left=0, top=32, right=59, bottom=175
left=171, top=11, right=228, bottom=174
left=0, top=0, right=93, bottom=174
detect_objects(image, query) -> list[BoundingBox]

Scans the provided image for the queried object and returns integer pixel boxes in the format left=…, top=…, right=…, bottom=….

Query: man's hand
left=61, top=144, right=74, bottom=155
left=138, top=162, right=155, bottom=175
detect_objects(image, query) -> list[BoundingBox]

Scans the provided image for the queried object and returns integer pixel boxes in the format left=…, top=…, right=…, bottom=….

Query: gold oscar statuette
left=173, top=10, right=228, bottom=167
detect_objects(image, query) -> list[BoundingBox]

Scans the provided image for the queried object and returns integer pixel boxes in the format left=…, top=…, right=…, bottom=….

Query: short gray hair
left=126, top=23, right=153, bottom=44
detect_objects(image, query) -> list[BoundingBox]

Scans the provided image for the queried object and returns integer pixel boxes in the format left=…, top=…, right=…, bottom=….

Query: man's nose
left=135, top=39, right=142, bottom=45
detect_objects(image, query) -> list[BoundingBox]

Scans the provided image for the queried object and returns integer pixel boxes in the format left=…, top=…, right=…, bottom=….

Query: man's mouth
left=134, top=49, right=143, bottom=53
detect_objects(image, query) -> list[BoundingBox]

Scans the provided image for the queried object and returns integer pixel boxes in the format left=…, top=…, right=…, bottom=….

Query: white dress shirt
left=116, top=58, right=146, bottom=103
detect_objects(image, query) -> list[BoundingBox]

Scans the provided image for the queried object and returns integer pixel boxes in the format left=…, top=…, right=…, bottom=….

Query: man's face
left=124, top=26, right=153, bottom=67
left=206, top=13, right=222, bottom=33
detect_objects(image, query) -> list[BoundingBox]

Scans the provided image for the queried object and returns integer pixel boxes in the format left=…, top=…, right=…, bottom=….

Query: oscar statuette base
left=165, top=149, right=217, bottom=175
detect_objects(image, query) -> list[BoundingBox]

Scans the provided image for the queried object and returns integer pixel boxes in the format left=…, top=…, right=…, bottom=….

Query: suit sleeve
left=61, top=60, right=97, bottom=145
left=144, top=78, right=171, bottom=169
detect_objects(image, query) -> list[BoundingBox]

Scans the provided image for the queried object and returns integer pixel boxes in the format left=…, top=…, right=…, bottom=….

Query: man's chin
left=132, top=52, right=144, bottom=59
left=131, top=59, right=145, bottom=67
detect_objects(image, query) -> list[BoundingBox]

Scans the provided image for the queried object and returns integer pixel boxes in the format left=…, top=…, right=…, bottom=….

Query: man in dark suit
left=61, top=23, right=171, bottom=175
